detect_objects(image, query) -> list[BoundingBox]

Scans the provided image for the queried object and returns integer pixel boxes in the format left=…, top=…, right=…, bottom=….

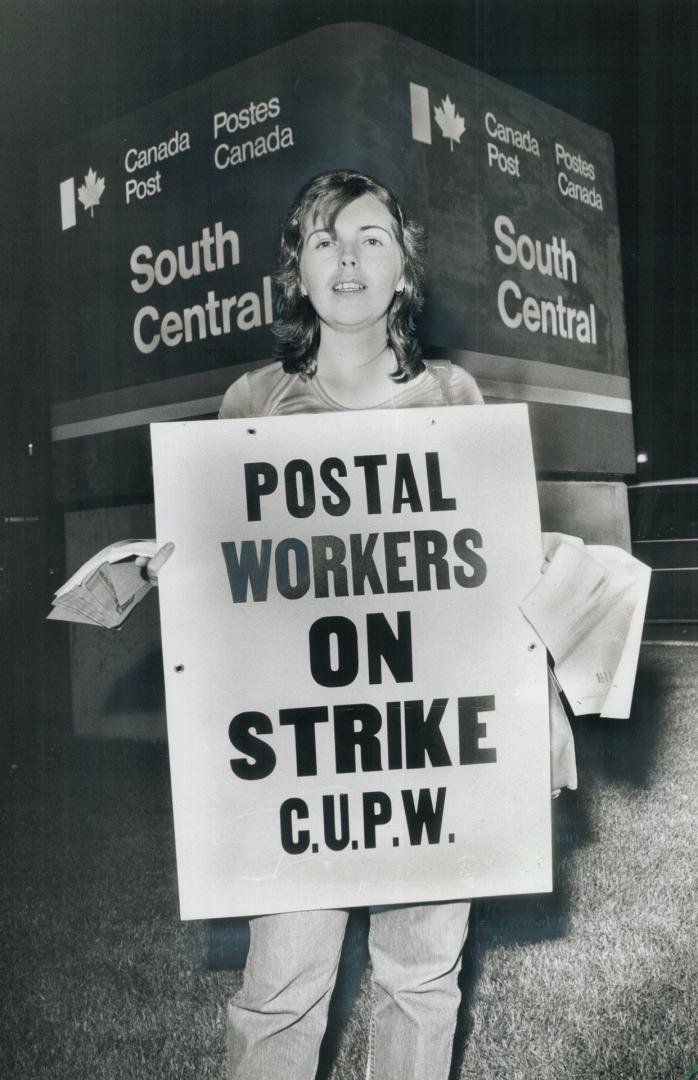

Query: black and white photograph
left=1, top=2, right=696, bottom=1078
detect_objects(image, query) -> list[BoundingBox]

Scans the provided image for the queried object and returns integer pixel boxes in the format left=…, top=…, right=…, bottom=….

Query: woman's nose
left=339, top=245, right=358, bottom=268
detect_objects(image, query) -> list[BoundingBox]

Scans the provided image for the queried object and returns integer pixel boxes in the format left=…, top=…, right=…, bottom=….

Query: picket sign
left=151, top=403, right=551, bottom=920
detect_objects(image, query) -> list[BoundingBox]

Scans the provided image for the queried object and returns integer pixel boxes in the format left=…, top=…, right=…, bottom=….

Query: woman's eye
left=364, top=236, right=382, bottom=246
left=315, top=238, right=332, bottom=249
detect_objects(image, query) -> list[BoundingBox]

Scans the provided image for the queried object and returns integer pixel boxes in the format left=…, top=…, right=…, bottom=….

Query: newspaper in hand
left=47, top=540, right=159, bottom=628
left=519, top=534, right=651, bottom=719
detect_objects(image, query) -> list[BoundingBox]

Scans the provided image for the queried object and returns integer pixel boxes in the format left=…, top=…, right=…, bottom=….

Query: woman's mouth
left=332, top=279, right=366, bottom=293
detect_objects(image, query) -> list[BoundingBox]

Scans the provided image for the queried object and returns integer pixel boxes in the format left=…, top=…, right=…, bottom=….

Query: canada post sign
left=151, top=405, right=551, bottom=920
left=46, top=22, right=633, bottom=501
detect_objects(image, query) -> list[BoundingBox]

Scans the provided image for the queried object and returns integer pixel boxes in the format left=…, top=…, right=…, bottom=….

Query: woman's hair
left=272, top=170, right=426, bottom=381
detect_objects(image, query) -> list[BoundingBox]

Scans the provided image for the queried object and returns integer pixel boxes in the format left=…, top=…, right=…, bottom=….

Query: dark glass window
left=630, top=485, right=698, bottom=541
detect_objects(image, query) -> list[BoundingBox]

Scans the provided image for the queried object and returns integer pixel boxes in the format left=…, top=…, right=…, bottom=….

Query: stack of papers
left=47, top=540, right=158, bottom=628
left=520, top=534, right=651, bottom=718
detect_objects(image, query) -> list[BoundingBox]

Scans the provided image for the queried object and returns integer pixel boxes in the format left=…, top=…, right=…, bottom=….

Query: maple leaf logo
left=434, top=96, right=466, bottom=151
left=77, top=168, right=106, bottom=217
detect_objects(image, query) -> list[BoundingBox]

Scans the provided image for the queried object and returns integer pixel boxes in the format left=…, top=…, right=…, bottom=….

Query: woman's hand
left=135, top=542, right=175, bottom=586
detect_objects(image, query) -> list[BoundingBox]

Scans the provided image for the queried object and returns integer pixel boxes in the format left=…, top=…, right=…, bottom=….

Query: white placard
left=151, top=404, right=551, bottom=919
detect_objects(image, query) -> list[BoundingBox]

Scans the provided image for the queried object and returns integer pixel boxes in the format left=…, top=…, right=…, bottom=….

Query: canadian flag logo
left=59, top=168, right=106, bottom=230
left=410, top=83, right=467, bottom=150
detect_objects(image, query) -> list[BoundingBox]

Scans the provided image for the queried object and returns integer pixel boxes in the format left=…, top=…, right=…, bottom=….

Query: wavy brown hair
left=272, top=171, right=426, bottom=381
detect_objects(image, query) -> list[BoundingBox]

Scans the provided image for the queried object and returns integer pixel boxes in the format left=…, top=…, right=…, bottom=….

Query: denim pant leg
left=227, top=908, right=349, bottom=1080
left=366, top=900, right=471, bottom=1080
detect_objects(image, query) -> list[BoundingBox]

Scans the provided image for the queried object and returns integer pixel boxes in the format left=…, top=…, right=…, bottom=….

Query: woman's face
left=298, top=193, right=405, bottom=334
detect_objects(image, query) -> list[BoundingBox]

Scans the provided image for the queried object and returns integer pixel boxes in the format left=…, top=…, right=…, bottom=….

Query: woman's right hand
left=135, top=541, right=175, bottom=586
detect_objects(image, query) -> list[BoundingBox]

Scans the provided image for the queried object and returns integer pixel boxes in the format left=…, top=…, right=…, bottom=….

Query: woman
left=218, top=170, right=482, bottom=418
left=145, top=170, right=484, bottom=1080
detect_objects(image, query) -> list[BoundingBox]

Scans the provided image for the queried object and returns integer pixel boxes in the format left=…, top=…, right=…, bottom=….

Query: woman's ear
left=395, top=257, right=406, bottom=295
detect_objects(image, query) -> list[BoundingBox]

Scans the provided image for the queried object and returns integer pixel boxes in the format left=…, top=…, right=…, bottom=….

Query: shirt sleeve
left=448, top=363, right=485, bottom=405
left=218, top=373, right=254, bottom=419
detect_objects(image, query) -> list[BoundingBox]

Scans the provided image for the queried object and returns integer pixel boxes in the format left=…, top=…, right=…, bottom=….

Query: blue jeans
left=227, top=900, right=471, bottom=1080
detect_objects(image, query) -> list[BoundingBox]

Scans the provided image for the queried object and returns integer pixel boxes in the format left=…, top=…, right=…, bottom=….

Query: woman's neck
left=315, top=324, right=395, bottom=404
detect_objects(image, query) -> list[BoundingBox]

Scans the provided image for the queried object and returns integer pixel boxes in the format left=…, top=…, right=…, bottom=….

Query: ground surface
left=1, top=642, right=696, bottom=1080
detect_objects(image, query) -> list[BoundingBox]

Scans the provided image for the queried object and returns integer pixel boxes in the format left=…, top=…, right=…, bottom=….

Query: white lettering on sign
left=210, top=96, right=291, bottom=170
left=125, top=170, right=162, bottom=204
left=129, top=222, right=240, bottom=293
left=213, top=97, right=281, bottom=137
left=492, top=216, right=599, bottom=344
left=497, top=280, right=597, bottom=345
left=212, top=96, right=294, bottom=171
left=485, top=112, right=540, bottom=156
left=554, top=141, right=596, bottom=181
left=494, top=215, right=578, bottom=283
left=557, top=173, right=604, bottom=211
left=554, top=142, right=603, bottom=211
left=124, top=130, right=191, bottom=173
left=487, top=144, right=521, bottom=178
left=214, top=125, right=295, bottom=171
left=132, top=277, right=274, bottom=353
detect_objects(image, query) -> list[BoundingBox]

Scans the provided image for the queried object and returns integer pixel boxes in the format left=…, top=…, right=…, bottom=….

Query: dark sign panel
left=42, top=23, right=633, bottom=504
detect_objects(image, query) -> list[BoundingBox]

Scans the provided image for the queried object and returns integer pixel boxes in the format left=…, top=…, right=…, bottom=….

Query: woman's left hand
left=135, top=541, right=175, bottom=585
